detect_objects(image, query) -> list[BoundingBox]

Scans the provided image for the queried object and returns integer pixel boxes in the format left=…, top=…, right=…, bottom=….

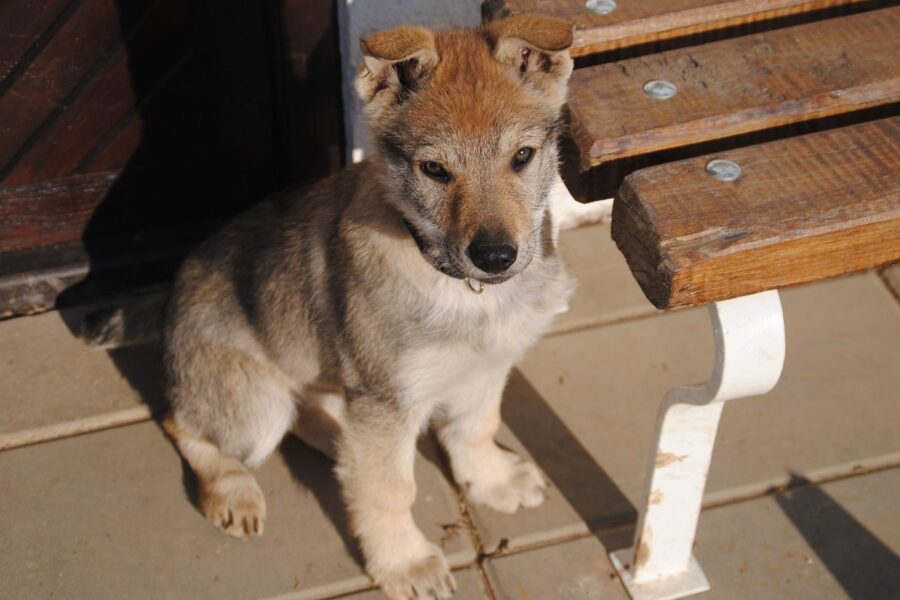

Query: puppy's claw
left=202, top=473, right=266, bottom=539
left=377, top=544, right=455, bottom=600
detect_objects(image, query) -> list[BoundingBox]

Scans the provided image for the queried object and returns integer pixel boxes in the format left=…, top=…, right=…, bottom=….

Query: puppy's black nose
left=467, top=242, right=518, bottom=274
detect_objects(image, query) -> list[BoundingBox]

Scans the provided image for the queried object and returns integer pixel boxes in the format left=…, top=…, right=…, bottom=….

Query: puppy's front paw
left=201, top=471, right=266, bottom=539
left=374, top=543, right=456, bottom=600
left=465, top=450, right=547, bottom=514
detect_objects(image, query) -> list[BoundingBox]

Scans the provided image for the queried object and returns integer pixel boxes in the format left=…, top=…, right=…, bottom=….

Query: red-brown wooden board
left=0, top=0, right=346, bottom=316
left=484, top=0, right=869, bottom=57
left=567, top=6, right=900, bottom=170
left=612, top=117, right=900, bottom=309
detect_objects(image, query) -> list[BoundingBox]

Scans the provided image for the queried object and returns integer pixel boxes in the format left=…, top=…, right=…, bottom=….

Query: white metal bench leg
left=609, top=290, right=786, bottom=600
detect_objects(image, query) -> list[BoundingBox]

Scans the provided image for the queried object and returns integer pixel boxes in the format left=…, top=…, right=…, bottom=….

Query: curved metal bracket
left=610, top=290, right=785, bottom=600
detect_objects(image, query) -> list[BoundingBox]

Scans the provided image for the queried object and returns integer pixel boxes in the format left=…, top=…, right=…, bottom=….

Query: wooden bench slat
left=568, top=6, right=900, bottom=169
left=487, top=0, right=868, bottom=57
left=612, top=117, right=900, bottom=309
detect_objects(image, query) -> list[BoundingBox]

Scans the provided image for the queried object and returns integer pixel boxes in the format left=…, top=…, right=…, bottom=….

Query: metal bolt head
left=643, top=80, right=677, bottom=100
left=706, top=159, right=742, bottom=181
left=585, top=0, right=617, bottom=15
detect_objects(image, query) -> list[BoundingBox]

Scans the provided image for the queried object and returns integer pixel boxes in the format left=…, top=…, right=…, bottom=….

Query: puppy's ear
left=485, top=14, right=574, bottom=109
left=355, top=26, right=438, bottom=126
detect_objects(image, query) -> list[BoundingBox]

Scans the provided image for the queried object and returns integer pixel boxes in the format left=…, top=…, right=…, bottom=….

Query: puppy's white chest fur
left=395, top=262, right=574, bottom=409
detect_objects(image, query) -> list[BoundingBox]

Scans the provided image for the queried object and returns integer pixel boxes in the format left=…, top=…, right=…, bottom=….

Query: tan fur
left=484, top=14, right=574, bottom=52
left=163, top=415, right=266, bottom=538
left=158, top=15, right=575, bottom=600
left=361, top=26, right=436, bottom=61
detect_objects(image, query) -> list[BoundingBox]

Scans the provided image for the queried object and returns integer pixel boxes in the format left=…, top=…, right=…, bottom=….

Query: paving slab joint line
left=0, top=309, right=668, bottom=452
left=0, top=405, right=154, bottom=452
left=304, top=449, right=499, bottom=600
left=483, top=520, right=632, bottom=564
left=277, top=453, right=900, bottom=599
left=463, top=454, right=900, bottom=573
left=439, top=442, right=499, bottom=600
left=703, top=453, right=900, bottom=512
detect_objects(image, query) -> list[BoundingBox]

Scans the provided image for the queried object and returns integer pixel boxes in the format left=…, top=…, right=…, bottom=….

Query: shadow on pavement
left=776, top=473, right=900, bottom=599
left=503, top=370, right=637, bottom=546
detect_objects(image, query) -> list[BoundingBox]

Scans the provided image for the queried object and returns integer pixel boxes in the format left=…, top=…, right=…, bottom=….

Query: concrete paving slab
left=697, top=469, right=900, bottom=599
left=469, top=273, right=900, bottom=552
left=330, top=568, right=489, bottom=600
left=484, top=535, right=629, bottom=600
left=0, top=422, right=475, bottom=600
left=484, top=468, right=900, bottom=600
left=0, top=304, right=161, bottom=449
left=549, top=223, right=657, bottom=336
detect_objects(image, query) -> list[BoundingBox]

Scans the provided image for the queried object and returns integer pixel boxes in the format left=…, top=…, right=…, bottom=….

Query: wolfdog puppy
left=132, top=14, right=576, bottom=600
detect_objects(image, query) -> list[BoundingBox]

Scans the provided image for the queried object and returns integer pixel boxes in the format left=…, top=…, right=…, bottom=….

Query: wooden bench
left=610, top=118, right=899, bottom=599
left=484, top=2, right=900, bottom=598
left=484, top=0, right=872, bottom=57
left=615, top=117, right=900, bottom=309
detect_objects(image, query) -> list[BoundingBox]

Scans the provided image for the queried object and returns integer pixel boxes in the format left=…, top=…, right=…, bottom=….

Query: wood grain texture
left=0, top=0, right=71, bottom=81
left=611, top=117, right=900, bottom=309
left=0, top=222, right=211, bottom=317
left=0, top=162, right=259, bottom=255
left=0, top=172, right=119, bottom=252
left=485, top=0, right=868, bottom=57
left=0, top=0, right=132, bottom=174
left=0, top=1, right=281, bottom=246
left=3, top=0, right=193, bottom=183
left=0, top=0, right=346, bottom=316
left=567, top=6, right=900, bottom=169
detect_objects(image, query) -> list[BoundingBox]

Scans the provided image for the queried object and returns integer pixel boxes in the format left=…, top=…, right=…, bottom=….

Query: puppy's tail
left=80, top=293, right=167, bottom=349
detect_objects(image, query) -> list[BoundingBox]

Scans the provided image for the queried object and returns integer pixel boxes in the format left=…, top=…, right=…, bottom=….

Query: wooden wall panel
left=0, top=0, right=345, bottom=315
left=4, top=0, right=193, bottom=184
left=0, top=0, right=72, bottom=81
left=0, top=0, right=136, bottom=176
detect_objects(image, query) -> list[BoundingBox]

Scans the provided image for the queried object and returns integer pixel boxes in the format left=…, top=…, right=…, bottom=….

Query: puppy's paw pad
left=202, top=473, right=266, bottom=539
left=468, top=455, right=547, bottom=514
left=378, top=545, right=456, bottom=600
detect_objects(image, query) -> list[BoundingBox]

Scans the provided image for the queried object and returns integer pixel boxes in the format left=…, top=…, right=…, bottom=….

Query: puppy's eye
left=420, top=160, right=451, bottom=182
left=511, top=147, right=535, bottom=172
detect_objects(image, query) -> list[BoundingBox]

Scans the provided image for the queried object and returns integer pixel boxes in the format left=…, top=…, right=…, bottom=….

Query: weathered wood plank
left=3, top=0, right=193, bottom=184
left=0, top=0, right=130, bottom=174
left=0, top=172, right=119, bottom=252
left=0, top=0, right=71, bottom=82
left=611, top=117, right=900, bottom=309
left=568, top=6, right=900, bottom=169
left=0, top=159, right=267, bottom=255
left=484, top=0, right=870, bottom=57
left=0, top=222, right=212, bottom=318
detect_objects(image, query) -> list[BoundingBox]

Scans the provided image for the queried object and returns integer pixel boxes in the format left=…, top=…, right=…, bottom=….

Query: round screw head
left=706, top=159, right=742, bottom=181
left=585, top=0, right=617, bottom=15
left=643, top=80, right=677, bottom=100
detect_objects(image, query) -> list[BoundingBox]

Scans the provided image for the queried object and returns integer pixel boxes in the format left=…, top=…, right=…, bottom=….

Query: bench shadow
left=502, top=369, right=637, bottom=548
left=776, top=473, right=900, bottom=599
